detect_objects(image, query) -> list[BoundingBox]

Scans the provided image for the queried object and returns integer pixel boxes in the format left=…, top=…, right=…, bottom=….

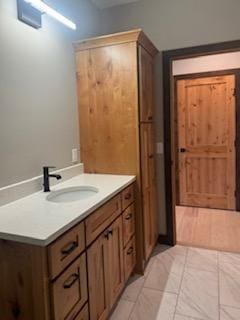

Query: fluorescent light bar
left=24, top=0, right=76, bottom=30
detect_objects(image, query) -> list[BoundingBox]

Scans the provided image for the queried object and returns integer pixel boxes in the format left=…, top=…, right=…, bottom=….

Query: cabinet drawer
left=124, top=237, right=136, bottom=281
left=51, top=253, right=88, bottom=320
left=85, top=194, right=121, bottom=246
left=123, top=203, right=135, bottom=247
left=121, top=184, right=134, bottom=211
left=74, top=304, right=89, bottom=320
left=48, top=222, right=85, bottom=279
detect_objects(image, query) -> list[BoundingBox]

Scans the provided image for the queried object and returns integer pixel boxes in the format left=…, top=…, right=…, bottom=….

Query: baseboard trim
left=158, top=234, right=172, bottom=245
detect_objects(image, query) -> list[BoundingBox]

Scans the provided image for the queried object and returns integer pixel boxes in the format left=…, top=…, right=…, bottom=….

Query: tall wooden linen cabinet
left=74, top=29, right=158, bottom=272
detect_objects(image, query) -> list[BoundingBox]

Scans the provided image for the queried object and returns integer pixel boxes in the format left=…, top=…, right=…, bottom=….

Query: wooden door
left=141, top=123, right=157, bottom=260
left=139, top=46, right=154, bottom=122
left=87, top=233, right=110, bottom=320
left=108, top=216, right=124, bottom=308
left=177, top=74, right=236, bottom=210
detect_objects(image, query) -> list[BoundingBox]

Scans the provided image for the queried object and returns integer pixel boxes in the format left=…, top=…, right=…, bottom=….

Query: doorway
left=162, top=40, right=240, bottom=252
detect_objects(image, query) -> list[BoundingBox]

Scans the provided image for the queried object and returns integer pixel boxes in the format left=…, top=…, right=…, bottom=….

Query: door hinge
left=233, top=88, right=237, bottom=97
left=235, top=190, right=237, bottom=197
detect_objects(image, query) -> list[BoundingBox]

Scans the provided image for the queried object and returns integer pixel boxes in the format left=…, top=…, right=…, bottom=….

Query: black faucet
left=43, top=166, right=62, bottom=192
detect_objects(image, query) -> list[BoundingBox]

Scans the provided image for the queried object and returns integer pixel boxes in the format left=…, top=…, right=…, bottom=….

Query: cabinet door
left=87, top=233, right=110, bottom=320
left=51, top=253, right=88, bottom=320
left=139, top=45, right=154, bottom=122
left=140, top=123, right=158, bottom=260
left=108, top=216, right=124, bottom=308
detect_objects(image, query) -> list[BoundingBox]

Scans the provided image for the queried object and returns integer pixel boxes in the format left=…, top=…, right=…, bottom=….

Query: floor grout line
left=126, top=256, right=156, bottom=320
left=172, top=246, right=189, bottom=319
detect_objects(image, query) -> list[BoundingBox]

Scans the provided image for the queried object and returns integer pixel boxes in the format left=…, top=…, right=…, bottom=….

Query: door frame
left=162, top=40, right=240, bottom=245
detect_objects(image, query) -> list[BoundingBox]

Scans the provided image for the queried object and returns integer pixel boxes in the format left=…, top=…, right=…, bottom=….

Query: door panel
left=141, top=123, right=157, bottom=260
left=87, top=234, right=109, bottom=320
left=139, top=46, right=154, bottom=122
left=177, top=75, right=236, bottom=210
left=108, top=216, right=124, bottom=308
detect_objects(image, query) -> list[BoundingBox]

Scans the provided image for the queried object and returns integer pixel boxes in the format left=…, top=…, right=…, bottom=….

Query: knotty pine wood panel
left=108, top=215, right=124, bottom=308
left=177, top=75, right=236, bottom=210
left=76, top=42, right=139, bottom=175
left=87, top=233, right=110, bottom=320
left=139, top=45, right=154, bottom=122
left=0, top=240, right=50, bottom=320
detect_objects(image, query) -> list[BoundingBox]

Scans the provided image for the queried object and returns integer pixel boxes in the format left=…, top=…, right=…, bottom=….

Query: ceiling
left=91, top=0, right=140, bottom=9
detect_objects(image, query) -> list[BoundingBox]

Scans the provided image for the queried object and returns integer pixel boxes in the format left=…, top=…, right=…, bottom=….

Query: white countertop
left=0, top=174, right=136, bottom=246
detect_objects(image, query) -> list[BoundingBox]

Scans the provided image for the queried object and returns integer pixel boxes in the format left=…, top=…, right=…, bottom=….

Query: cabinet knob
left=127, top=246, right=134, bottom=255
left=125, top=193, right=132, bottom=200
left=125, top=213, right=133, bottom=220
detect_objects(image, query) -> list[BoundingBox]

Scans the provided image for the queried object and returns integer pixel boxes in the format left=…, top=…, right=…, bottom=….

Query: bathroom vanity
left=0, top=174, right=136, bottom=320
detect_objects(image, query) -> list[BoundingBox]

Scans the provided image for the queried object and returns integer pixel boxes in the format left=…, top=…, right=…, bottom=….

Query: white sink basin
left=46, top=186, right=99, bottom=203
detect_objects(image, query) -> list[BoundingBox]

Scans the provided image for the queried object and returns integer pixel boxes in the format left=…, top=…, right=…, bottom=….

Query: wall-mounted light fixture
left=17, top=0, right=77, bottom=30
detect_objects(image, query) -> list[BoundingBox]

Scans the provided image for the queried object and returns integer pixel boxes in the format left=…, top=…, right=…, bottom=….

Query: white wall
left=0, top=0, right=101, bottom=188
left=173, top=52, right=240, bottom=75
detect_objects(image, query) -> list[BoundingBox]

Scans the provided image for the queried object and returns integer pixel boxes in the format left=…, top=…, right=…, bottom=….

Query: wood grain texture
left=51, top=253, right=88, bottom=320
left=139, top=46, right=155, bottom=122
left=176, top=205, right=240, bottom=252
left=0, top=240, right=50, bottom=320
left=76, top=42, right=139, bottom=175
left=75, top=32, right=158, bottom=273
left=48, top=222, right=85, bottom=280
left=121, top=184, right=135, bottom=211
left=108, top=215, right=124, bottom=308
left=74, top=29, right=158, bottom=57
left=123, top=203, right=135, bottom=247
left=87, top=232, right=110, bottom=320
left=140, top=123, right=158, bottom=261
left=85, top=194, right=121, bottom=246
left=124, top=236, right=136, bottom=281
left=177, top=75, right=236, bottom=210
left=74, top=304, right=89, bottom=320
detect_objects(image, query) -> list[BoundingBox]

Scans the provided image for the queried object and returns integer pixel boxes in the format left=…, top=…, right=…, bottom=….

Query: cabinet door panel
left=139, top=46, right=154, bottom=122
left=140, top=123, right=157, bottom=260
left=51, top=253, right=87, bottom=320
left=87, top=234, right=109, bottom=320
left=77, top=42, right=139, bottom=174
left=108, top=216, right=124, bottom=308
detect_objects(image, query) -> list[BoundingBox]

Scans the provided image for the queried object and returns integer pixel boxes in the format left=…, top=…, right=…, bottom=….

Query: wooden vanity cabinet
left=0, top=183, right=136, bottom=320
left=74, top=29, right=159, bottom=270
left=87, top=186, right=136, bottom=320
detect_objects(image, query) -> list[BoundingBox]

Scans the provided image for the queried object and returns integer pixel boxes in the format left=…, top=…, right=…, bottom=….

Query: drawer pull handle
left=61, top=241, right=78, bottom=256
left=63, top=273, right=79, bottom=289
left=148, top=116, right=153, bottom=121
left=125, top=193, right=132, bottom=200
left=127, top=246, right=134, bottom=255
left=125, top=213, right=133, bottom=220
left=149, top=154, right=154, bottom=159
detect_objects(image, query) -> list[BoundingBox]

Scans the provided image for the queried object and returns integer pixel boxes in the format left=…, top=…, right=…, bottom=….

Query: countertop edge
left=0, top=176, right=136, bottom=246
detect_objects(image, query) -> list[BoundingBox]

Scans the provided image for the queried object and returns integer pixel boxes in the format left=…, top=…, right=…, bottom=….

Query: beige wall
left=97, top=0, right=240, bottom=234
left=0, top=0, right=101, bottom=188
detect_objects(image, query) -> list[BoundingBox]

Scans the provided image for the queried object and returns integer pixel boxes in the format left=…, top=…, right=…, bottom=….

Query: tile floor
left=110, top=245, right=240, bottom=320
